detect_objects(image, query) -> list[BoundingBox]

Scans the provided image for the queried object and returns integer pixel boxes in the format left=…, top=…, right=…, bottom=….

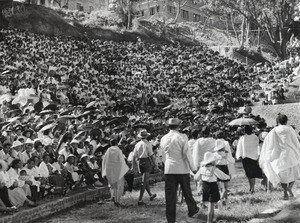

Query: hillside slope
left=6, top=5, right=85, bottom=38
left=252, top=103, right=300, bottom=132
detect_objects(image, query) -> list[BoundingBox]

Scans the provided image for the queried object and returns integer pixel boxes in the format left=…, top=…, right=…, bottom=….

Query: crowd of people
left=0, top=27, right=300, bottom=222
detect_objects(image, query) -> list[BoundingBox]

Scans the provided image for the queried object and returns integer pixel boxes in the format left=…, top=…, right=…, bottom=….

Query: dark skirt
left=242, top=157, right=263, bottom=179
left=202, top=181, right=220, bottom=203
left=139, top=157, right=152, bottom=174
left=216, top=165, right=230, bottom=182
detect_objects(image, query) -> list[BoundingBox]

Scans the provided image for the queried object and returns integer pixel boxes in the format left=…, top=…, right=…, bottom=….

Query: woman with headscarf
left=259, top=114, right=300, bottom=200
left=102, top=136, right=129, bottom=207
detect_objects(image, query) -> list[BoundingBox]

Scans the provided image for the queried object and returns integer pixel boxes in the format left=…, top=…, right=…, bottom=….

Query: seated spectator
left=64, top=154, right=81, bottom=188
left=5, top=159, right=36, bottom=207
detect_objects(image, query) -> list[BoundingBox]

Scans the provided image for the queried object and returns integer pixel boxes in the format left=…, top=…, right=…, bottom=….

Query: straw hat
left=166, top=118, right=182, bottom=126
left=137, top=129, right=150, bottom=138
left=202, top=152, right=220, bottom=165
left=11, top=140, right=23, bottom=148
left=214, top=139, right=226, bottom=152
left=25, top=138, right=34, bottom=145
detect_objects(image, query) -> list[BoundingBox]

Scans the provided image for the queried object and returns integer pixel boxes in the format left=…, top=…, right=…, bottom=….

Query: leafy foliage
left=198, top=0, right=298, bottom=59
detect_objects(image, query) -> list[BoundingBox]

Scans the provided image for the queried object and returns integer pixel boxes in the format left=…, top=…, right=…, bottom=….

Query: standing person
left=192, top=126, right=216, bottom=195
left=133, top=130, right=157, bottom=205
left=236, top=125, right=263, bottom=193
left=160, top=118, right=199, bottom=223
left=194, top=152, right=230, bottom=223
left=259, top=114, right=300, bottom=200
left=102, top=136, right=129, bottom=207
left=214, top=139, right=235, bottom=207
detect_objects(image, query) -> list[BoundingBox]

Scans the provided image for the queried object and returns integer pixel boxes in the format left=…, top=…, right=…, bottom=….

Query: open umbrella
left=43, top=104, right=58, bottom=111
left=40, top=110, right=55, bottom=115
left=228, top=117, right=259, bottom=126
left=7, top=116, right=21, bottom=123
left=39, top=123, right=56, bottom=132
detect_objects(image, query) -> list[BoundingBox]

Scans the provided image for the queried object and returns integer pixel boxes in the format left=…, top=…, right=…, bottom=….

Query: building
left=133, top=0, right=205, bottom=23
left=32, top=0, right=109, bottom=13
left=67, top=0, right=109, bottom=13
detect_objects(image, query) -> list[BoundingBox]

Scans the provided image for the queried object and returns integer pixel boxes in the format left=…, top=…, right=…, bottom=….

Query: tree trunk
left=230, top=12, right=239, bottom=45
left=127, top=0, right=131, bottom=29
left=240, top=16, right=245, bottom=48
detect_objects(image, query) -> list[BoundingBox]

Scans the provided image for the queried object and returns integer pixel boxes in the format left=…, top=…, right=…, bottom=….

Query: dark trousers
left=0, top=186, right=13, bottom=207
left=124, top=173, right=134, bottom=192
left=165, top=174, right=197, bottom=222
left=30, top=186, right=39, bottom=202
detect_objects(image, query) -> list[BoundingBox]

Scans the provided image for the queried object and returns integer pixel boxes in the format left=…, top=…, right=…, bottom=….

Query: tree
left=52, top=0, right=69, bottom=8
left=199, top=0, right=297, bottom=59
left=0, top=0, right=12, bottom=27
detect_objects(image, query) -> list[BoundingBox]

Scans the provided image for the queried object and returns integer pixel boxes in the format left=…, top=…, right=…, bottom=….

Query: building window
left=182, top=9, right=189, bottom=20
left=150, top=7, right=155, bottom=15
left=89, top=6, right=94, bottom=13
left=193, top=13, right=200, bottom=22
left=168, top=5, right=176, bottom=14
left=156, top=6, right=160, bottom=13
left=40, top=0, right=45, bottom=5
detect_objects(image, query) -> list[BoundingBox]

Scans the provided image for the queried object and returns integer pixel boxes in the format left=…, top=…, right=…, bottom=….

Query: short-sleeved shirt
left=133, top=139, right=153, bottom=159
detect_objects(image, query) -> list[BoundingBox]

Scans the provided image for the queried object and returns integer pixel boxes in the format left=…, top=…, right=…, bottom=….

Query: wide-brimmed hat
left=259, top=131, right=268, bottom=141
left=66, top=154, right=76, bottom=160
left=0, top=159, right=8, bottom=171
left=166, top=118, right=182, bottom=126
left=202, top=152, right=220, bottom=165
left=80, top=154, right=89, bottom=161
left=214, top=139, right=226, bottom=152
left=25, top=138, right=34, bottom=145
left=70, top=139, right=79, bottom=144
left=138, top=129, right=150, bottom=138
left=11, top=140, right=23, bottom=148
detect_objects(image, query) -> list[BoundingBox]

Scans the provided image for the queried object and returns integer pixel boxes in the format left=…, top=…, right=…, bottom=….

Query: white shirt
left=160, top=130, right=192, bottom=174
left=194, top=165, right=230, bottom=182
left=236, top=134, right=260, bottom=160
left=192, top=137, right=216, bottom=169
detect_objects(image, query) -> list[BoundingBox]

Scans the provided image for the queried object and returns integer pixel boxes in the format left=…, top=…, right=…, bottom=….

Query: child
left=194, top=152, right=230, bottom=223
left=214, top=139, right=235, bottom=207
left=19, top=170, right=41, bottom=192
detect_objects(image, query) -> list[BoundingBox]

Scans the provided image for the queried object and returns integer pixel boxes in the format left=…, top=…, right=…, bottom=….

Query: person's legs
left=220, top=182, right=228, bottom=203
left=138, top=172, right=147, bottom=202
left=30, top=186, right=39, bottom=203
left=248, top=178, right=255, bottom=193
left=281, top=183, right=289, bottom=200
left=287, top=181, right=295, bottom=197
left=144, top=172, right=153, bottom=197
left=178, top=174, right=198, bottom=216
left=0, top=187, right=13, bottom=207
left=207, top=202, right=215, bottom=223
left=165, top=174, right=178, bottom=223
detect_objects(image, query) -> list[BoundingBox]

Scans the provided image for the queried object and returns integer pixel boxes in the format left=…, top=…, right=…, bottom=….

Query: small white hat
left=11, top=140, right=23, bottom=148
left=214, top=139, right=226, bottom=152
left=202, top=152, right=220, bottom=165
left=25, top=138, right=34, bottom=145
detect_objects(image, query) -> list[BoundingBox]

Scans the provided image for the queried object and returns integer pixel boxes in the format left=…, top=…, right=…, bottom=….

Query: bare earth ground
left=40, top=162, right=300, bottom=223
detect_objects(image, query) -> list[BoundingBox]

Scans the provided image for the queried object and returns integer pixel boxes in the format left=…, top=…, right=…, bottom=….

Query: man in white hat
left=132, top=129, right=157, bottom=205
left=160, top=118, right=199, bottom=223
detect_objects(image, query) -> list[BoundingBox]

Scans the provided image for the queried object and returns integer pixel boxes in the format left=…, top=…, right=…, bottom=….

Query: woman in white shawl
left=259, top=114, right=300, bottom=200
left=102, top=136, right=129, bottom=207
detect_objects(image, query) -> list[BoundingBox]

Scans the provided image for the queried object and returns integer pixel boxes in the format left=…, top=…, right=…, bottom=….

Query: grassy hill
left=6, top=4, right=86, bottom=38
